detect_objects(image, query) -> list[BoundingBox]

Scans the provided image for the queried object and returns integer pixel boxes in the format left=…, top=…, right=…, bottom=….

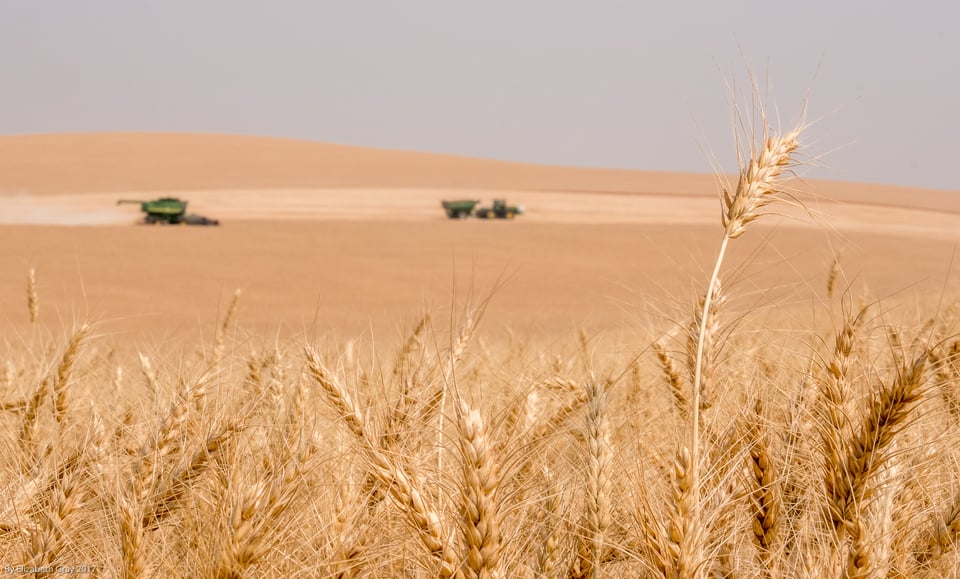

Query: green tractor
left=475, top=199, right=524, bottom=219
left=117, top=197, right=220, bottom=225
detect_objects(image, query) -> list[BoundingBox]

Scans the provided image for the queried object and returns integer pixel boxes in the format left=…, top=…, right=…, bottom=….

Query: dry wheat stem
left=687, top=282, right=724, bottom=415
left=27, top=267, right=38, bottom=324
left=689, top=235, right=726, bottom=521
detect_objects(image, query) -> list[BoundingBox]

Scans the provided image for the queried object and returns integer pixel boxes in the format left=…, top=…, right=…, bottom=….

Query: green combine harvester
left=117, top=197, right=220, bottom=225
left=441, top=198, right=524, bottom=219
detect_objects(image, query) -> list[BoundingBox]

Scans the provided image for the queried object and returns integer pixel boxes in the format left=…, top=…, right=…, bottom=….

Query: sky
left=1, top=1, right=958, bottom=190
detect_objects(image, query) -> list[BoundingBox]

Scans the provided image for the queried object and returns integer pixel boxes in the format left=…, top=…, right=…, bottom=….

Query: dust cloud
left=0, top=192, right=133, bottom=225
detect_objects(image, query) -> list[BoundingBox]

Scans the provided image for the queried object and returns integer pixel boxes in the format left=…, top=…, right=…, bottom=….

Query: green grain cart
left=441, top=199, right=480, bottom=219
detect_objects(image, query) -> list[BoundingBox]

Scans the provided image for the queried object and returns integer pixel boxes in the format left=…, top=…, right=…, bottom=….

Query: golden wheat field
left=3, top=119, right=960, bottom=578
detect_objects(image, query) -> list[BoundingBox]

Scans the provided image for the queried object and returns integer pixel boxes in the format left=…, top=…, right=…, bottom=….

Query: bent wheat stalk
left=690, top=112, right=801, bottom=522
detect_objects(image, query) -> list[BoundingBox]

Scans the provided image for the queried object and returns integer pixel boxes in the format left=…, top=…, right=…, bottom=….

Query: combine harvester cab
left=117, top=197, right=220, bottom=226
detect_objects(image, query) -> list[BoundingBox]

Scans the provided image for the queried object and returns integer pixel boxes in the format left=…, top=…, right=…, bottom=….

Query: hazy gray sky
left=2, top=2, right=957, bottom=189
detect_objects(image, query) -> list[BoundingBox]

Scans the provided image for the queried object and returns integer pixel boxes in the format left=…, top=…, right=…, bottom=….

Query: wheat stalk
left=931, top=343, right=960, bottom=424
left=438, top=308, right=478, bottom=472
left=213, top=289, right=242, bottom=363
left=654, top=341, right=689, bottom=420
left=820, top=319, right=857, bottom=536
left=145, top=420, right=245, bottom=529
left=331, top=479, right=368, bottom=579
left=393, top=312, right=431, bottom=379
left=668, top=444, right=703, bottom=578
left=833, top=353, right=928, bottom=576
left=455, top=397, right=502, bottom=579
left=216, top=434, right=313, bottom=578
left=121, top=374, right=213, bottom=577
left=748, top=397, right=780, bottom=577
left=689, top=108, right=802, bottom=547
left=687, top=282, right=724, bottom=416
left=305, top=349, right=367, bottom=439
left=306, top=347, right=460, bottom=577
left=572, top=378, right=612, bottom=579
left=826, top=254, right=843, bottom=299
left=52, top=323, right=91, bottom=424
left=28, top=443, right=92, bottom=577
left=27, top=267, right=39, bottom=324
left=19, top=377, right=51, bottom=470
left=138, top=353, right=159, bottom=394
left=537, top=479, right=565, bottom=579
left=915, top=494, right=960, bottom=570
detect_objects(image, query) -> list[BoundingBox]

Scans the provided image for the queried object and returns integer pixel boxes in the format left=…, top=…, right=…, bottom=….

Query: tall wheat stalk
left=689, top=106, right=802, bottom=544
